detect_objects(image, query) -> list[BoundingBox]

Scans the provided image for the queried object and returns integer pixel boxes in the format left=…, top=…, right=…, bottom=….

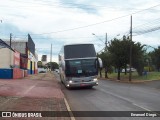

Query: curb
left=64, top=98, right=76, bottom=120
left=98, top=77, right=159, bottom=83
left=53, top=72, right=75, bottom=120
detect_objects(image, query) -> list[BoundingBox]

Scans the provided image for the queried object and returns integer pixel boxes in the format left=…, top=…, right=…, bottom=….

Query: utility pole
left=105, top=33, right=108, bottom=78
left=50, top=44, right=52, bottom=62
left=9, top=33, right=12, bottom=67
left=105, top=33, right=107, bottom=50
left=10, top=33, right=12, bottom=47
left=49, top=44, right=52, bottom=72
left=129, top=15, right=132, bottom=81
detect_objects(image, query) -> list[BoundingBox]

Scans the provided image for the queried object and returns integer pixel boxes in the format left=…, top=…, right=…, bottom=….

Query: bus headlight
left=69, top=80, right=73, bottom=83
left=93, top=78, right=97, bottom=81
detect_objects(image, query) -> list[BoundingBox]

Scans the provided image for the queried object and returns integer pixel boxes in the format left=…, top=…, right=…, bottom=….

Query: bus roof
left=64, top=43, right=94, bottom=46
left=64, top=44, right=96, bottom=59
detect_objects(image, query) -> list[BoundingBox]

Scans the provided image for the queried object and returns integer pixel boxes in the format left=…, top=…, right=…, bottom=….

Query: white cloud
left=0, top=0, right=160, bottom=63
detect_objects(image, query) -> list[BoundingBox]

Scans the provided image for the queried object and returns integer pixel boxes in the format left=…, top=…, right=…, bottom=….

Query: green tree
left=121, top=35, right=130, bottom=75
left=107, top=37, right=145, bottom=80
left=37, top=61, right=43, bottom=68
left=97, top=51, right=113, bottom=78
left=150, top=46, right=160, bottom=71
left=47, top=62, right=59, bottom=71
left=108, top=38, right=127, bottom=80
left=131, top=42, right=145, bottom=76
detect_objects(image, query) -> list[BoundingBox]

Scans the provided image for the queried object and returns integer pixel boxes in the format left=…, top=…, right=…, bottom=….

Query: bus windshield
left=65, top=59, right=98, bottom=77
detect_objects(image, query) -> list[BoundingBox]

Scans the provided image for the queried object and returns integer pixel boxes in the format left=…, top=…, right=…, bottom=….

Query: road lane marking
left=99, top=88, right=132, bottom=102
left=132, top=103, right=160, bottom=117
left=64, top=98, right=76, bottom=120
left=0, top=96, right=19, bottom=108
left=0, top=99, right=10, bottom=108
left=99, top=88, right=154, bottom=111
left=132, top=103, right=151, bottom=111
left=23, top=85, right=35, bottom=95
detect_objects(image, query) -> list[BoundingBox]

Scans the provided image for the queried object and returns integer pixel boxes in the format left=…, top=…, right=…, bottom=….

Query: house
left=0, top=34, right=38, bottom=79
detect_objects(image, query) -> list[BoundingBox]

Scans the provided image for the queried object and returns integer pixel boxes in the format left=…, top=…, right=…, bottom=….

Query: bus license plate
left=81, top=84, right=87, bottom=86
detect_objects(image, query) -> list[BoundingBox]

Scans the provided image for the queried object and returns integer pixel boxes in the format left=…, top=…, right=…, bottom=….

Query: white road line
left=64, top=98, right=76, bottom=120
left=132, top=103, right=160, bottom=117
left=0, top=99, right=10, bottom=107
left=99, top=88, right=132, bottom=102
left=132, top=103, right=151, bottom=111
left=23, top=85, right=35, bottom=95
left=99, top=88, right=153, bottom=111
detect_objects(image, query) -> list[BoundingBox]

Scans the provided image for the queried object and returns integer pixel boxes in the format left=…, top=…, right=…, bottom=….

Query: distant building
left=41, top=55, right=47, bottom=65
left=42, top=55, right=47, bottom=61
left=0, top=38, right=14, bottom=51
left=0, top=48, right=19, bottom=68
left=0, top=34, right=38, bottom=79
left=0, top=48, right=23, bottom=79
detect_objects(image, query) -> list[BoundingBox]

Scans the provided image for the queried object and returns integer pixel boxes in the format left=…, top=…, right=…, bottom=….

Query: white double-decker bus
left=59, top=43, right=102, bottom=88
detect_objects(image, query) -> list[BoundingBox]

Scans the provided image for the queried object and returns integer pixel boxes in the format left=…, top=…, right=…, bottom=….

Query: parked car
left=122, top=68, right=136, bottom=73
left=38, top=68, right=47, bottom=73
left=54, top=69, right=59, bottom=74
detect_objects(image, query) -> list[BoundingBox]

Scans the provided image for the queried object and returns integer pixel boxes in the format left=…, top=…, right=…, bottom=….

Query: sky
left=0, top=0, right=160, bottom=62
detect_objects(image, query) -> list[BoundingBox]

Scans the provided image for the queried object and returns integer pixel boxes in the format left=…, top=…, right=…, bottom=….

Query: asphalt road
left=54, top=72, right=160, bottom=120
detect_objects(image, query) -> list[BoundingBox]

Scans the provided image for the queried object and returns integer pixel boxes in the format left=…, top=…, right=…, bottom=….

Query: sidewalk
left=0, top=72, right=71, bottom=120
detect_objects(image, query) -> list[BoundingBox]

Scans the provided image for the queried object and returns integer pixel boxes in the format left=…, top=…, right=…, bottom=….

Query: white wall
left=0, top=48, right=14, bottom=68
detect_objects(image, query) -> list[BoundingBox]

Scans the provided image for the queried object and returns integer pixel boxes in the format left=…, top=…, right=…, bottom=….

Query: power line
left=92, top=33, right=105, bottom=44
left=28, top=3, right=160, bottom=35
left=133, top=26, right=160, bottom=36
left=97, top=47, right=105, bottom=53
left=9, top=20, right=160, bottom=41
left=1, top=2, right=160, bottom=37
left=97, top=18, right=160, bottom=52
left=131, top=17, right=160, bottom=36
left=30, top=14, right=131, bottom=35
left=132, top=17, right=160, bottom=29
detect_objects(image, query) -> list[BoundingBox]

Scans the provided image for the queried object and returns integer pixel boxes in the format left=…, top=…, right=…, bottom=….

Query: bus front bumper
left=66, top=80, right=98, bottom=88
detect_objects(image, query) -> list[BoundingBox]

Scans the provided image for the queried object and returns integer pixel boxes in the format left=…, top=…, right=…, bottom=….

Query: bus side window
left=95, top=59, right=98, bottom=69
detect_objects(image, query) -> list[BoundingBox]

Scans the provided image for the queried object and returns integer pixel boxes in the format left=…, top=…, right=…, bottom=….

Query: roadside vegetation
left=97, top=35, right=160, bottom=81
left=37, top=61, right=59, bottom=71
left=99, top=71, right=160, bottom=81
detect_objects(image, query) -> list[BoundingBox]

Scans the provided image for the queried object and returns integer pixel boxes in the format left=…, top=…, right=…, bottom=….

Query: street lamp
left=92, top=33, right=109, bottom=78
left=92, top=33, right=106, bottom=78
left=92, top=33, right=105, bottom=44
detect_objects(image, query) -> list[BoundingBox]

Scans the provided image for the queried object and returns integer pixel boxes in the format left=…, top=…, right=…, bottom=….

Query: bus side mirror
left=98, top=58, right=103, bottom=68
